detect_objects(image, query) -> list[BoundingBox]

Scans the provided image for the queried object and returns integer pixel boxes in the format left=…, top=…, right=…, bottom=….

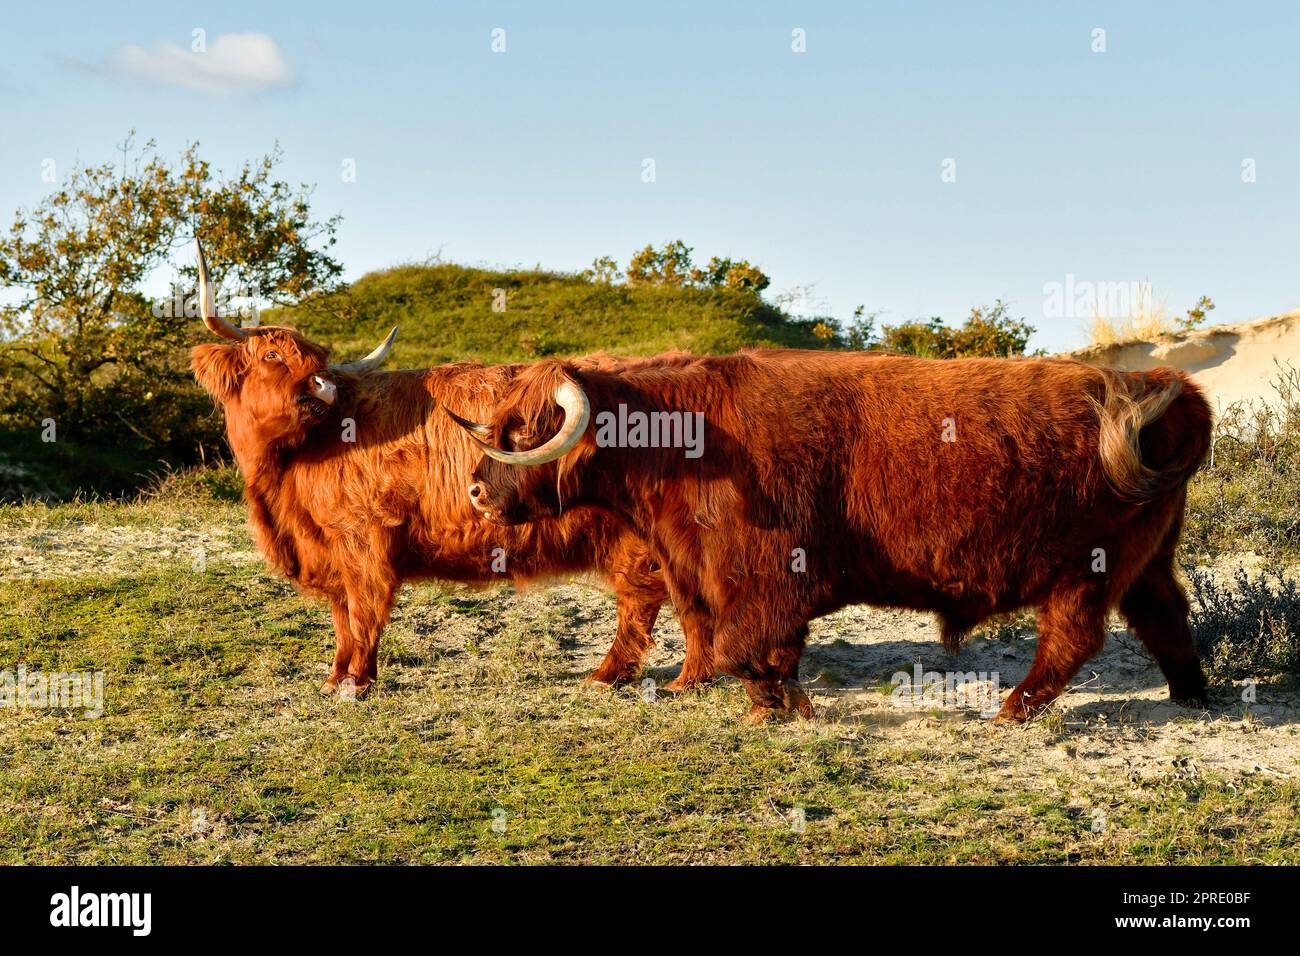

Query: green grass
left=273, top=262, right=834, bottom=369
left=4, top=545, right=1298, bottom=864
left=0, top=472, right=243, bottom=532
left=1185, top=466, right=1300, bottom=561
left=1182, top=367, right=1300, bottom=563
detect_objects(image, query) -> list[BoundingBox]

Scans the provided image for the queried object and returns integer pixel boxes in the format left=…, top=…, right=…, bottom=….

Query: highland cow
left=188, top=240, right=709, bottom=696
left=454, top=348, right=1213, bottom=723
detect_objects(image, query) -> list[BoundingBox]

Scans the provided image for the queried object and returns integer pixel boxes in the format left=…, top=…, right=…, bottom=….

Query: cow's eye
left=263, top=351, right=282, bottom=362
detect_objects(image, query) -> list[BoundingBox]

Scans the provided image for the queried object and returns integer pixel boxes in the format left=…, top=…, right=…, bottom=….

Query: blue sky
left=1, top=1, right=1296, bottom=351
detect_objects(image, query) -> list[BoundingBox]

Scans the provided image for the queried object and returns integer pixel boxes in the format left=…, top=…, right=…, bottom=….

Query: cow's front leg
left=996, top=582, right=1106, bottom=723
left=321, top=598, right=355, bottom=695
left=651, top=565, right=715, bottom=693
left=590, top=596, right=660, bottom=687
left=590, top=535, right=671, bottom=687
left=663, top=603, right=716, bottom=692
left=339, top=574, right=398, bottom=699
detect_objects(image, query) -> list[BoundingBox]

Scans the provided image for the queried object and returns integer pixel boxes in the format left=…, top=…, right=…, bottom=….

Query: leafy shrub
left=0, top=137, right=343, bottom=499
left=622, top=240, right=770, bottom=292
left=1183, top=562, right=1300, bottom=681
left=821, top=301, right=1037, bottom=358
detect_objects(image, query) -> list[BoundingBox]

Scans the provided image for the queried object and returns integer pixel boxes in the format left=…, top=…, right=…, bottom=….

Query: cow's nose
left=308, top=375, right=337, bottom=405
left=468, top=483, right=482, bottom=500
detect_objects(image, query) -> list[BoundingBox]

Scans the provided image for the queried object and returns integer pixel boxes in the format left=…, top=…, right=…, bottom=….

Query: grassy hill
left=273, top=263, right=833, bottom=367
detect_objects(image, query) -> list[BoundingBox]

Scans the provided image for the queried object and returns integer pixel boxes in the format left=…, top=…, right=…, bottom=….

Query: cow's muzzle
left=308, top=375, right=337, bottom=405
left=467, top=482, right=500, bottom=522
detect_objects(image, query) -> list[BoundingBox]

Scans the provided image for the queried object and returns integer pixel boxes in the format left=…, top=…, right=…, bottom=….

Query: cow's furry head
left=189, top=238, right=396, bottom=457
left=462, top=360, right=597, bottom=524
left=192, top=327, right=342, bottom=453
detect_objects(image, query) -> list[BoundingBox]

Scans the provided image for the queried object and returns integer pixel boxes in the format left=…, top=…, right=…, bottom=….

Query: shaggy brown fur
left=466, top=349, right=1213, bottom=722
left=192, top=328, right=708, bottom=696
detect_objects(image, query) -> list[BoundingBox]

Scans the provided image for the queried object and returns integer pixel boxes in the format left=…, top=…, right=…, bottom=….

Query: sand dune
left=1065, top=310, right=1300, bottom=412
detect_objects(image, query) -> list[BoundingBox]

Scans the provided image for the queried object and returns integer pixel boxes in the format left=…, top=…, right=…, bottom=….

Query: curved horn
left=332, top=327, right=398, bottom=374
left=195, top=238, right=248, bottom=340
left=453, top=380, right=591, bottom=467
left=443, top=407, right=493, bottom=438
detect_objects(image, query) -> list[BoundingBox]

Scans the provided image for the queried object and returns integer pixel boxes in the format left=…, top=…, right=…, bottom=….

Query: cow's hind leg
left=996, top=584, right=1107, bottom=723
left=1120, top=557, right=1207, bottom=706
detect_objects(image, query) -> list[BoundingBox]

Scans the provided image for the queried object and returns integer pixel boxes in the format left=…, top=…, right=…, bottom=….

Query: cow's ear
left=191, top=344, right=247, bottom=402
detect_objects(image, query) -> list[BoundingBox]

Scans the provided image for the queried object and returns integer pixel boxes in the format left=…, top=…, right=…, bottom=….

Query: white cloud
left=105, top=33, right=297, bottom=95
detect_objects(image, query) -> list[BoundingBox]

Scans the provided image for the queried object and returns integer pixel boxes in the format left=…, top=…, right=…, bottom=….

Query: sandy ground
left=397, top=577, right=1300, bottom=788
left=6, top=518, right=1299, bottom=790
left=1, top=522, right=259, bottom=579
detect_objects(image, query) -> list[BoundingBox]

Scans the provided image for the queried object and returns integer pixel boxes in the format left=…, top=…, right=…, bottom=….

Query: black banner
left=0, top=865, right=1285, bottom=941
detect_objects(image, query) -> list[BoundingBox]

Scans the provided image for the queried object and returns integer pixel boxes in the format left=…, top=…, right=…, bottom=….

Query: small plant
left=1183, top=562, right=1300, bottom=681
left=1176, top=295, right=1215, bottom=332
left=143, top=463, right=244, bottom=504
left=582, top=255, right=622, bottom=284
left=974, top=610, right=1036, bottom=643
left=1086, top=291, right=1215, bottom=343
left=1086, top=286, right=1170, bottom=346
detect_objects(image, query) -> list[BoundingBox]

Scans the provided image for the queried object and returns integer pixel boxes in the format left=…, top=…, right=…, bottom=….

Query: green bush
left=821, top=300, right=1037, bottom=358
left=1184, top=562, right=1300, bottom=681
left=0, top=137, right=343, bottom=499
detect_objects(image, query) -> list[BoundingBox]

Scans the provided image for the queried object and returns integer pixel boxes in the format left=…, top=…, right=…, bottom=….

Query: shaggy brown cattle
left=454, top=348, right=1213, bottom=723
left=188, top=240, right=709, bottom=696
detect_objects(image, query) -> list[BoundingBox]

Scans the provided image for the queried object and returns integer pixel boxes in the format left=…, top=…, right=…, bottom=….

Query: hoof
left=742, top=705, right=796, bottom=725
left=1169, top=678, right=1208, bottom=708
left=663, top=673, right=713, bottom=694
left=992, top=697, right=1034, bottom=724
left=993, top=686, right=1059, bottom=724
left=336, top=677, right=372, bottom=701
left=586, top=668, right=639, bottom=689
left=320, top=678, right=339, bottom=696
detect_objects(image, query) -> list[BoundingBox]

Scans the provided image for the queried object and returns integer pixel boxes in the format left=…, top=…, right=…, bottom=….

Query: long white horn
left=332, top=327, right=398, bottom=374
left=195, top=238, right=248, bottom=340
left=453, top=381, right=591, bottom=467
